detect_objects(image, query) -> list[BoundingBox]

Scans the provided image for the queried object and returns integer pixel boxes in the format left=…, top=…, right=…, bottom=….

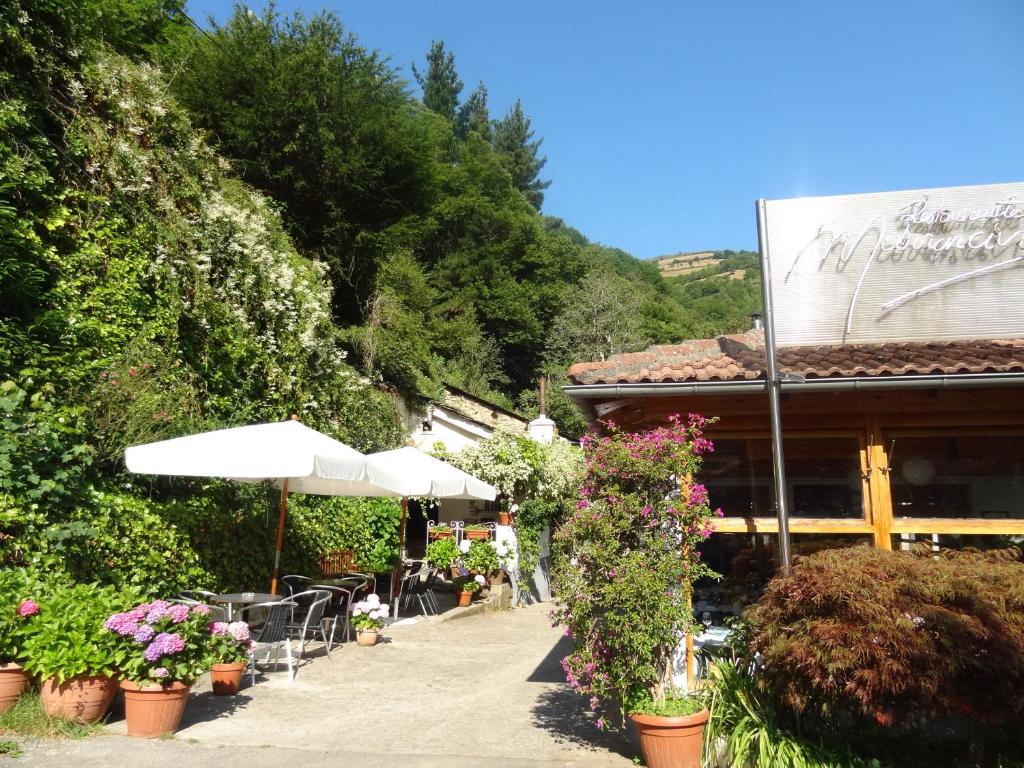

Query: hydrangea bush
left=350, top=594, right=389, bottom=632
left=105, top=600, right=214, bottom=685
left=208, top=621, right=253, bottom=665
left=551, top=414, right=721, bottom=727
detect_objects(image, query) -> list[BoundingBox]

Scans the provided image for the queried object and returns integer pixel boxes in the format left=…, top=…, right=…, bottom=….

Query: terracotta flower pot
left=428, top=529, right=452, bottom=539
left=498, top=512, right=511, bottom=525
left=464, top=529, right=489, bottom=540
left=356, top=629, right=379, bottom=647
left=120, top=680, right=191, bottom=738
left=458, top=590, right=473, bottom=607
left=40, top=674, right=117, bottom=723
left=0, top=662, right=29, bottom=715
left=210, top=662, right=247, bottom=695
left=630, top=708, right=709, bottom=768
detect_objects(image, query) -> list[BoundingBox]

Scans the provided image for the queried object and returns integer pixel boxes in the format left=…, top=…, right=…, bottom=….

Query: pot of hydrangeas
left=208, top=621, right=252, bottom=695
left=21, top=581, right=129, bottom=723
left=456, top=575, right=484, bottom=607
left=105, top=600, right=214, bottom=738
left=351, top=594, right=389, bottom=646
left=0, top=569, right=38, bottom=714
left=551, top=414, right=721, bottom=768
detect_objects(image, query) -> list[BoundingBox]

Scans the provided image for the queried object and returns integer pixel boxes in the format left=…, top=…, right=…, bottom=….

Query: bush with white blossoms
left=350, top=594, right=390, bottom=631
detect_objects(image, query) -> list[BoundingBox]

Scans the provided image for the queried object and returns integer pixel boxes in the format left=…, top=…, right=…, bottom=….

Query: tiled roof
left=566, top=332, right=1024, bottom=385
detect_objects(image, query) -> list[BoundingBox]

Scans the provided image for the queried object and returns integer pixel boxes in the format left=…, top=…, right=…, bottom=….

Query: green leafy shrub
left=0, top=569, right=41, bottom=663
left=426, top=537, right=459, bottom=569
left=751, top=545, right=1024, bottom=730
left=463, top=539, right=500, bottom=573
left=21, top=581, right=139, bottom=684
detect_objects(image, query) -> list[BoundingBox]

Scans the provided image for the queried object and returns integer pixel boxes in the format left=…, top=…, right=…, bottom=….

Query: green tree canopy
left=492, top=98, right=551, bottom=210
left=413, top=39, right=463, bottom=122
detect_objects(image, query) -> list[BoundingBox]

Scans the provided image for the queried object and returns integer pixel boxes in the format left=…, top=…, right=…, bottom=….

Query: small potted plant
left=426, top=537, right=459, bottom=573
left=427, top=523, right=453, bottom=540
left=350, top=594, right=389, bottom=646
left=455, top=575, right=485, bottom=607
left=105, top=600, right=215, bottom=738
left=207, top=621, right=253, bottom=695
left=0, top=569, right=38, bottom=714
left=21, top=581, right=129, bottom=723
left=552, top=415, right=721, bottom=768
left=463, top=523, right=490, bottom=541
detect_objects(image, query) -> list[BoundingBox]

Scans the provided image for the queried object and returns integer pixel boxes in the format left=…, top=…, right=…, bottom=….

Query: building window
left=703, top=436, right=864, bottom=519
left=886, top=433, right=1024, bottom=519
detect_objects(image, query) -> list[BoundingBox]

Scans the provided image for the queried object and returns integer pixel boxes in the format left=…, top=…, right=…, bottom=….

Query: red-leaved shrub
left=751, top=545, right=1024, bottom=727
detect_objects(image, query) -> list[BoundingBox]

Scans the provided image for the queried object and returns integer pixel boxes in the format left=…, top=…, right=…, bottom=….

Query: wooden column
left=866, top=416, right=894, bottom=550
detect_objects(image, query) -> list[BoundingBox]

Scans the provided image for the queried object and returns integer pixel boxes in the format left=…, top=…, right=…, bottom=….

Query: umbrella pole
left=393, top=497, right=408, bottom=601
left=270, top=478, right=289, bottom=595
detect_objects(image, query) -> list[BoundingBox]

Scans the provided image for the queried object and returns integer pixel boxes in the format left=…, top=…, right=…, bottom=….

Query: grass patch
left=0, top=738, right=22, bottom=757
left=0, top=691, right=105, bottom=739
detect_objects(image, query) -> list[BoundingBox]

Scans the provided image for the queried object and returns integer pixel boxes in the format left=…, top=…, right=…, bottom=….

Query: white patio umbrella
left=365, top=446, right=496, bottom=594
left=125, top=418, right=407, bottom=593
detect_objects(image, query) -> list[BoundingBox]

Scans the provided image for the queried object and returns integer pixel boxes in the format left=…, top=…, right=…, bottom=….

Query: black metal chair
left=280, top=574, right=313, bottom=596
left=244, top=599, right=298, bottom=683
left=312, top=581, right=369, bottom=651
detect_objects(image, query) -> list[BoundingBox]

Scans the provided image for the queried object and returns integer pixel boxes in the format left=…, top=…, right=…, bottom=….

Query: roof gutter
left=563, top=372, right=1024, bottom=421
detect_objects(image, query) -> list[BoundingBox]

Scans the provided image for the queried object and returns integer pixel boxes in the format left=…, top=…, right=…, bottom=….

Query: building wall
left=592, top=386, right=1024, bottom=549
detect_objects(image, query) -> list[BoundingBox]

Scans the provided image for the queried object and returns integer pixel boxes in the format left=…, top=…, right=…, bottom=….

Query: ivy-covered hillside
left=0, top=0, right=404, bottom=593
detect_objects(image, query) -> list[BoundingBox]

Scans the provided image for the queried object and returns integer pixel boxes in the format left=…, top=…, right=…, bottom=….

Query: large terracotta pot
left=120, top=680, right=191, bottom=738
left=457, top=590, right=473, bottom=607
left=356, top=629, right=379, bottom=647
left=498, top=512, right=510, bottom=525
left=40, top=674, right=117, bottom=723
left=630, top=708, right=709, bottom=768
left=0, top=662, right=29, bottom=714
left=210, top=662, right=247, bottom=695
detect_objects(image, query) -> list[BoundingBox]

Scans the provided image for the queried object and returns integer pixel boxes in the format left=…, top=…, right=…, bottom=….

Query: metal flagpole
left=756, top=199, right=793, bottom=575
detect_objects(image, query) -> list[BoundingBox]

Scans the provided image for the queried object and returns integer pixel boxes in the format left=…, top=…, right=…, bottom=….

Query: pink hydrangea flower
left=227, top=622, right=250, bottom=643
left=152, top=667, right=169, bottom=678
left=209, top=621, right=229, bottom=636
left=17, top=600, right=39, bottom=617
left=168, top=604, right=191, bottom=623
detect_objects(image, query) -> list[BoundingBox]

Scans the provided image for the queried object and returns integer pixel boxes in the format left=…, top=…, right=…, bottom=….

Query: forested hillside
left=664, top=250, right=762, bottom=338
left=0, top=1, right=755, bottom=590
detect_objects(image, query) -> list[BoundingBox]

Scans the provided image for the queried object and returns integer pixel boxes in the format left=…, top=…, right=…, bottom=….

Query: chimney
left=750, top=312, right=763, bottom=330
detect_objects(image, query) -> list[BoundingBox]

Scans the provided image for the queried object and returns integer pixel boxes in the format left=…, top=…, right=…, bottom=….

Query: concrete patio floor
left=14, top=603, right=637, bottom=767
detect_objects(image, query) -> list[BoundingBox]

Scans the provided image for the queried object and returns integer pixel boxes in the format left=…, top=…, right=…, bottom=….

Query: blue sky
left=185, top=1, right=1024, bottom=259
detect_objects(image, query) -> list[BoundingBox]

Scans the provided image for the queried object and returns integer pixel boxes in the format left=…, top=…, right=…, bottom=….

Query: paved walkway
left=14, top=603, right=635, bottom=767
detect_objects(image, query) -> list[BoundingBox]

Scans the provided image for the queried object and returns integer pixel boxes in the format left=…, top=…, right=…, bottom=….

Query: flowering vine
left=551, top=414, right=721, bottom=727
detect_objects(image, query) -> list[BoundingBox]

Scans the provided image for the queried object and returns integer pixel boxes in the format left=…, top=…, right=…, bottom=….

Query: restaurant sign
left=760, top=181, right=1024, bottom=347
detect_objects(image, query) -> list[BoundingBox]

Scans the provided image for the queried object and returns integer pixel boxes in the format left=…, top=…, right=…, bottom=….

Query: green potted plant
left=350, top=594, right=390, bottom=646
left=463, top=523, right=490, bottom=541
left=454, top=575, right=484, bottom=607
left=463, top=539, right=503, bottom=586
left=21, top=581, right=130, bottom=723
left=551, top=415, right=721, bottom=768
left=104, top=599, right=216, bottom=738
left=426, top=537, right=459, bottom=572
left=427, top=523, right=453, bottom=540
left=0, top=569, right=39, bottom=714
left=207, top=621, right=253, bottom=695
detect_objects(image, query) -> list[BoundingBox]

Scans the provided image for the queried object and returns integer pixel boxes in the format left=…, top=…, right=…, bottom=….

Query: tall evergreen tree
left=492, top=98, right=551, bottom=210
left=413, top=40, right=463, bottom=121
left=456, top=82, right=491, bottom=141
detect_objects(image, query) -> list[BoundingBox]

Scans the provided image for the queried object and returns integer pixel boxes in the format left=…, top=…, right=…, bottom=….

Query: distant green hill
left=662, top=250, right=763, bottom=338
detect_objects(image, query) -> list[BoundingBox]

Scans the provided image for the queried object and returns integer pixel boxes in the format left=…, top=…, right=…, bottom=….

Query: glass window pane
left=887, top=434, right=1024, bottom=519
left=892, top=532, right=1024, bottom=551
left=702, top=437, right=864, bottom=519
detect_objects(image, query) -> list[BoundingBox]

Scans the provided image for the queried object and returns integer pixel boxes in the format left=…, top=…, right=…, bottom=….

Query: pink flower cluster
left=17, top=600, right=39, bottom=617
left=143, top=632, right=185, bottom=662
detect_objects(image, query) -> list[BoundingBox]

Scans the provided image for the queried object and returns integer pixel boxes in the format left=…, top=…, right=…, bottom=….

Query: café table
left=211, top=591, right=282, bottom=621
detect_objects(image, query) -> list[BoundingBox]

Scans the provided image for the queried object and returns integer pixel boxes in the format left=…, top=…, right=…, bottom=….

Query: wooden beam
left=714, top=517, right=873, bottom=534
left=891, top=518, right=1024, bottom=535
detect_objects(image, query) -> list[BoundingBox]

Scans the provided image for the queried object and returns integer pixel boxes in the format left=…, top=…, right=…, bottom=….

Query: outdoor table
left=211, top=592, right=282, bottom=621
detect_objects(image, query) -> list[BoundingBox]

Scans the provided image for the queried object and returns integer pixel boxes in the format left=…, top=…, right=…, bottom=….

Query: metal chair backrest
left=296, top=592, right=331, bottom=635
left=249, top=600, right=295, bottom=644
left=281, top=575, right=313, bottom=596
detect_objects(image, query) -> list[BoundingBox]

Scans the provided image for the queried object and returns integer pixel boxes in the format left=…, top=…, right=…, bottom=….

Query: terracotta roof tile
left=566, top=333, right=1024, bottom=385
